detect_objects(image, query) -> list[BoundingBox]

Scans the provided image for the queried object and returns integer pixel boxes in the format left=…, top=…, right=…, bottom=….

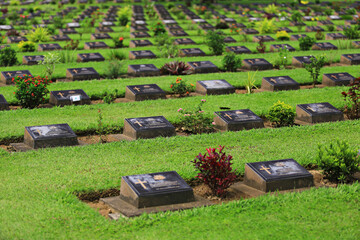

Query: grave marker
left=173, top=38, right=196, bottom=45
left=169, top=30, right=188, bottom=37
left=129, top=40, right=153, bottom=48
left=84, top=41, right=109, bottom=50
left=305, top=26, right=324, bottom=32
left=1, top=70, right=32, bottom=85
left=51, top=34, right=71, bottom=41
left=325, top=33, right=347, bottom=40
left=59, top=28, right=77, bottom=35
left=90, top=33, right=111, bottom=40
left=292, top=56, right=315, bottom=68
left=179, top=48, right=206, bottom=57
left=128, top=64, right=160, bottom=77
left=125, top=84, right=166, bottom=101
left=340, top=54, right=360, bottom=65
left=224, top=36, right=236, bottom=43
left=225, top=46, right=252, bottom=54
left=312, top=42, right=338, bottom=50
left=242, top=28, right=259, bottom=34
left=22, top=55, right=44, bottom=65
left=290, top=34, right=307, bottom=41
left=38, top=43, right=62, bottom=51
left=322, top=72, right=355, bottom=86
left=49, top=89, right=91, bottom=106
left=66, top=67, right=100, bottom=81
left=196, top=80, right=235, bottom=95
left=187, top=61, right=219, bottom=74
left=130, top=31, right=151, bottom=38
left=7, top=36, right=27, bottom=44
left=129, top=50, right=156, bottom=60
left=95, top=27, right=114, bottom=33
left=0, top=94, right=9, bottom=110
left=296, top=102, right=344, bottom=123
left=213, top=109, right=264, bottom=131
left=77, top=53, right=105, bottom=62
left=253, top=35, right=274, bottom=42
left=262, top=76, right=300, bottom=91
left=270, top=44, right=295, bottom=52
left=242, top=58, right=273, bottom=70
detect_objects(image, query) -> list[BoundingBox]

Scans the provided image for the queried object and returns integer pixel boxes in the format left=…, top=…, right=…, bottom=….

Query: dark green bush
left=299, top=36, right=316, bottom=51
left=222, top=52, right=241, bottom=72
left=267, top=101, right=295, bottom=127
left=205, top=30, right=225, bottom=55
left=0, top=47, right=17, bottom=66
left=343, top=26, right=360, bottom=39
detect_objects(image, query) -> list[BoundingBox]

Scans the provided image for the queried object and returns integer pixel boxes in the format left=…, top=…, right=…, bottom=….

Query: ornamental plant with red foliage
left=160, top=61, right=192, bottom=75
left=342, top=78, right=360, bottom=119
left=192, top=146, right=237, bottom=198
left=12, top=75, right=51, bottom=109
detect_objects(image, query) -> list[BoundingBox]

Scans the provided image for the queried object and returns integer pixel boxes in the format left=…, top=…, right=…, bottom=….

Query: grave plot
left=129, top=40, right=153, bottom=48
left=0, top=94, right=9, bottom=110
left=1, top=70, right=32, bottom=85
left=226, top=46, right=252, bottom=54
left=277, top=27, right=293, bottom=33
left=38, top=43, right=62, bottom=52
left=242, top=58, right=272, bottom=70
left=51, top=35, right=71, bottom=41
left=305, top=26, right=324, bottom=32
left=84, top=42, right=109, bottom=50
left=270, top=44, right=295, bottom=52
left=7, top=36, right=27, bottom=44
left=179, top=48, right=206, bottom=57
left=22, top=55, right=44, bottom=65
left=340, top=54, right=360, bottom=65
left=125, top=84, right=166, bottom=101
left=10, top=123, right=79, bottom=151
left=311, top=42, right=338, bottom=51
left=128, top=64, right=160, bottom=77
left=59, top=28, right=77, bottom=35
left=290, top=34, right=307, bottom=41
left=352, top=41, right=360, bottom=48
left=292, top=56, right=315, bottom=68
left=244, top=159, right=314, bottom=192
left=261, top=76, right=300, bottom=91
left=130, top=32, right=151, bottom=38
left=49, top=89, right=91, bottom=106
left=213, top=109, right=264, bottom=131
left=322, top=73, right=355, bottom=86
left=66, top=68, right=100, bottom=81
left=295, top=102, right=344, bottom=124
left=253, top=35, right=274, bottom=42
left=95, top=27, right=114, bottom=33
left=169, top=30, right=189, bottom=37
left=224, top=36, right=236, bottom=43
left=90, top=33, right=112, bottom=40
left=129, top=50, right=156, bottom=60
left=101, top=171, right=212, bottom=218
left=242, top=28, right=259, bottom=34
left=196, top=80, right=235, bottom=95
left=122, top=116, right=176, bottom=140
left=187, top=61, right=219, bottom=74
left=77, top=53, right=105, bottom=63
left=325, top=33, right=347, bottom=40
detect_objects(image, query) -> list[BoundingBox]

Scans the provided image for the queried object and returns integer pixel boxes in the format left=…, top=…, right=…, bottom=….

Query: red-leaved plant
left=342, top=77, right=360, bottom=119
left=12, top=75, right=51, bottom=109
left=160, top=61, right=192, bottom=75
left=192, top=146, right=237, bottom=198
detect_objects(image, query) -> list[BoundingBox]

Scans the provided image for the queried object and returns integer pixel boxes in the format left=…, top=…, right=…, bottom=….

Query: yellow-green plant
left=245, top=71, right=258, bottom=94
left=117, top=6, right=132, bottom=26
left=17, top=41, right=36, bottom=52
left=267, top=101, right=295, bottom=127
left=264, top=4, right=279, bottom=14
left=27, top=27, right=50, bottom=42
left=276, top=30, right=290, bottom=41
left=256, top=18, right=277, bottom=34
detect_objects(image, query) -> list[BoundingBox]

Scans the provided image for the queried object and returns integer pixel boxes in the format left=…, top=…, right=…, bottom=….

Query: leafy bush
left=113, top=36, right=124, bottom=48
left=160, top=61, right=192, bottom=75
left=53, top=16, right=63, bottom=29
left=205, top=30, right=225, bottom=55
left=215, top=22, right=229, bottom=29
left=151, top=22, right=166, bottom=36
left=343, top=26, right=360, bottom=39
left=27, top=27, right=50, bottom=42
left=58, top=50, right=76, bottom=63
left=273, top=46, right=289, bottom=69
left=264, top=4, right=279, bottom=14
left=256, top=37, right=266, bottom=53
left=176, top=99, right=214, bottom=134
left=299, top=36, right=316, bottom=51
left=342, top=78, right=360, bottom=119
left=267, top=101, right=295, bottom=127
left=315, top=30, right=324, bottom=40
left=106, top=61, right=122, bottom=79
left=317, top=140, right=360, bottom=183
left=39, top=52, right=61, bottom=80
left=154, top=32, right=171, bottom=46
left=64, top=39, right=79, bottom=50
left=326, top=25, right=335, bottom=32
left=291, top=11, right=303, bottom=23
left=102, top=89, right=118, bottom=104
left=107, top=49, right=126, bottom=61
left=12, top=75, right=51, bottom=109
left=256, top=18, right=277, bottom=34
left=222, top=52, right=241, bottom=72
left=117, top=6, right=131, bottom=26
left=17, top=41, right=36, bottom=52
left=276, top=30, right=290, bottom=41
left=0, top=47, right=17, bottom=66
left=304, top=56, right=326, bottom=87
left=170, top=77, right=194, bottom=97
left=192, top=146, right=237, bottom=197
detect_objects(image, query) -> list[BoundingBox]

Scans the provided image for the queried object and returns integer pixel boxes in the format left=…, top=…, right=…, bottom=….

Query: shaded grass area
left=0, top=121, right=359, bottom=239
left=0, top=86, right=348, bottom=141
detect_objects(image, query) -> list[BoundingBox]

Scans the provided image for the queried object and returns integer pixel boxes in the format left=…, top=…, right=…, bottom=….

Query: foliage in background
left=107, top=49, right=126, bottom=61
left=222, top=52, right=242, bottom=72
left=160, top=61, right=192, bottom=75
left=267, top=101, right=295, bottom=127
left=64, top=39, right=79, bottom=50
left=342, top=78, right=360, bottom=119
left=276, top=30, right=290, bottom=41
left=0, top=47, right=17, bottom=66
left=273, top=46, right=289, bottom=69
left=113, top=36, right=124, bottom=48
left=256, top=18, right=277, bottom=34
left=151, top=22, right=166, bottom=36
left=58, top=50, right=76, bottom=63
left=170, top=77, right=194, bottom=97
left=117, top=6, right=131, bottom=26
left=299, top=36, right=316, bottom=51
left=343, top=26, right=360, bottom=39
left=106, top=61, right=122, bottom=79
left=205, top=30, right=225, bottom=55
left=245, top=71, right=258, bottom=94
left=39, top=52, right=61, bottom=80
left=256, top=37, right=266, bottom=53
left=304, top=56, right=326, bottom=87
left=27, top=27, right=50, bottom=42
left=315, top=30, right=324, bottom=40
left=102, top=89, right=118, bottom=104
left=17, top=41, right=35, bottom=52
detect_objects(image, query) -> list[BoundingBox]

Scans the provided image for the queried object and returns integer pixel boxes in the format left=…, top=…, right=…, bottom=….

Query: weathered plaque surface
left=292, top=56, right=315, bottom=68
left=224, top=36, right=236, bottom=43
left=312, top=42, right=338, bottom=51
left=129, top=50, right=156, bottom=60
left=49, top=89, right=91, bottom=106
left=66, top=67, right=100, bottom=81
left=305, top=26, right=324, bottom=32
left=38, top=43, right=62, bottom=51
left=77, top=53, right=105, bottom=62
left=187, top=61, right=218, bottom=74
left=123, top=116, right=176, bottom=139
left=118, top=171, right=194, bottom=208
left=7, top=36, right=27, bottom=44
left=1, top=70, right=32, bottom=85
left=253, top=35, right=274, bottom=42
left=84, top=41, right=109, bottom=50
left=59, top=28, right=77, bottom=35
left=130, top=31, right=150, bottom=38
left=90, top=33, right=111, bottom=40
left=196, top=79, right=235, bottom=95
left=95, top=27, right=114, bottom=33
left=24, top=123, right=79, bottom=149
left=270, top=44, right=295, bottom=52
left=242, top=58, right=273, bottom=70
left=129, top=39, right=153, bottom=48
left=244, top=159, right=314, bottom=192
left=262, top=76, right=300, bottom=91
left=340, top=54, right=360, bottom=65
left=179, top=48, right=206, bottom=57
left=125, top=84, right=166, bottom=101
left=226, top=46, right=252, bottom=54
left=296, top=102, right=344, bottom=123
left=325, top=33, right=347, bottom=40
left=322, top=72, right=355, bottom=86
left=277, top=27, right=293, bottom=33
left=169, top=30, right=188, bottom=37
left=290, top=34, right=307, bottom=41
left=214, top=109, right=264, bottom=131
left=128, top=64, right=160, bottom=77
left=22, top=55, right=44, bottom=65
left=0, top=94, right=9, bottom=110
left=51, top=34, right=71, bottom=41
left=173, top=38, right=196, bottom=45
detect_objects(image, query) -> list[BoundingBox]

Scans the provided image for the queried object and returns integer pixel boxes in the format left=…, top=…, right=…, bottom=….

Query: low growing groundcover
left=1, top=120, right=360, bottom=239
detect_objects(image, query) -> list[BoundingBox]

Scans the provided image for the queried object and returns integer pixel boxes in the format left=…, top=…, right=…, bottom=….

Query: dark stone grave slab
left=214, top=109, right=264, bottom=131
left=187, top=61, right=219, bottom=74
left=322, top=72, right=355, bottom=86
left=336, top=25, right=351, bottom=31
left=318, top=20, right=333, bottom=25
left=38, top=43, right=62, bottom=51
left=99, top=21, right=115, bottom=27
left=226, top=46, right=252, bottom=54
left=129, top=40, right=153, bottom=48
left=1, top=70, right=32, bottom=85
left=306, top=26, right=324, bottom=32
left=296, top=102, right=344, bottom=123
left=77, top=53, right=105, bottom=62
left=84, top=42, right=109, bottom=50
left=49, top=89, right=91, bottom=106
left=23, top=55, right=44, bottom=65
left=352, top=41, right=360, bottom=48
left=23, top=123, right=78, bottom=149
left=165, top=24, right=183, bottom=31
left=328, top=15, right=341, bottom=20
left=7, top=36, right=27, bottom=44
left=277, top=27, right=293, bottom=33
left=292, top=56, right=315, bottom=68
left=262, top=76, right=300, bottom=91
left=244, top=159, right=314, bottom=192
left=270, top=44, right=295, bottom=52
left=123, top=116, right=176, bottom=139
left=198, top=23, right=215, bottom=30
left=179, top=48, right=206, bottom=57
left=169, top=30, right=188, bottom=37
left=125, top=84, right=166, bottom=101
left=174, top=38, right=195, bottom=45
left=224, top=36, right=236, bottom=43
left=242, top=28, right=259, bottom=34
left=196, top=79, right=235, bottom=95
left=95, top=27, right=114, bottom=33
left=253, top=35, right=274, bottom=42
left=289, top=21, right=306, bottom=27
left=130, top=31, right=151, bottom=38
left=51, top=34, right=71, bottom=41
left=325, top=33, right=347, bottom=40
left=242, top=58, right=272, bottom=71
left=340, top=54, right=360, bottom=65
left=130, top=25, right=149, bottom=32
left=59, top=28, right=77, bottom=35
left=128, top=64, right=160, bottom=77
left=90, top=33, right=111, bottom=40
left=129, top=50, right=156, bottom=60
left=66, top=22, right=80, bottom=28
left=0, top=94, right=9, bottom=110
left=290, top=34, right=307, bottom=41
left=312, top=42, right=338, bottom=51
left=66, top=67, right=100, bottom=81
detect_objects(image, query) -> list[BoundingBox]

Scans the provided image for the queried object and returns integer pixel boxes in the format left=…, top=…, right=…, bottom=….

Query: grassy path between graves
left=0, top=85, right=350, bottom=141
left=0, top=120, right=359, bottom=239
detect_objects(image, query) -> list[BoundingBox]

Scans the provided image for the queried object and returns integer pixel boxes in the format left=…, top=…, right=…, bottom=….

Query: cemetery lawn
left=1, top=121, right=360, bottom=239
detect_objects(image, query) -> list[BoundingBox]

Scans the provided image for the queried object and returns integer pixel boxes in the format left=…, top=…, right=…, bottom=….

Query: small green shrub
left=315, top=30, right=324, bottom=40
left=39, top=52, right=61, bottom=80
left=205, top=30, right=225, bottom=55
left=267, top=101, right=295, bottom=127
left=299, top=36, right=316, bottom=51
left=117, top=6, right=131, bottom=26
left=256, top=18, right=277, bottom=34
left=273, top=46, right=289, bottom=69
left=17, top=41, right=36, bottom=52
left=64, top=39, right=79, bottom=50
left=170, top=77, right=194, bottom=97
left=107, top=49, right=126, bottom=61
left=151, top=22, right=166, bottom=36
left=28, top=27, right=50, bottom=42
left=102, top=89, right=118, bottom=104
left=161, top=61, right=192, bottom=75
left=343, top=26, right=360, bottom=39
left=245, top=71, right=258, bottom=94
left=106, top=61, right=122, bottom=79
left=0, top=47, right=17, bottom=66
left=316, top=140, right=360, bottom=183
left=304, top=56, right=326, bottom=87
left=58, top=50, right=76, bottom=63
left=222, top=52, right=241, bottom=72
left=113, top=36, right=124, bottom=48
left=276, top=31, right=290, bottom=41
left=215, top=22, right=229, bottom=29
